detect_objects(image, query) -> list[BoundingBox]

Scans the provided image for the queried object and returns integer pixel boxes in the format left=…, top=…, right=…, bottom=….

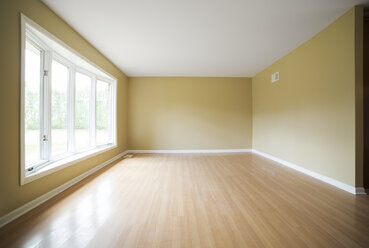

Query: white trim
left=22, top=145, right=117, bottom=185
left=0, top=151, right=128, bottom=228
left=127, top=149, right=252, bottom=154
left=252, top=149, right=366, bottom=195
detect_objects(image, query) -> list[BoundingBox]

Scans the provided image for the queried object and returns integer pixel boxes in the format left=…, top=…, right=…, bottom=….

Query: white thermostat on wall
left=271, top=72, right=279, bottom=83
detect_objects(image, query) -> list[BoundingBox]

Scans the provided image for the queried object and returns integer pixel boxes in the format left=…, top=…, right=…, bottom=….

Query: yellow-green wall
left=252, top=7, right=362, bottom=187
left=128, top=77, right=253, bottom=150
left=0, top=1, right=363, bottom=221
left=0, top=0, right=128, bottom=218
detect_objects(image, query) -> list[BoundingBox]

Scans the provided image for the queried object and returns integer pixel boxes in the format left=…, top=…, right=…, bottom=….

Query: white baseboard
left=0, top=150, right=128, bottom=228
left=252, top=149, right=366, bottom=195
left=126, top=149, right=366, bottom=195
left=355, top=187, right=367, bottom=195
left=127, top=149, right=252, bottom=154
left=1, top=148, right=366, bottom=228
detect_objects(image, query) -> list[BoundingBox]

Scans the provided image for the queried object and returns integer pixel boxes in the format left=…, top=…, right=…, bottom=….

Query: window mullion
left=41, top=50, right=51, bottom=161
left=38, top=50, right=45, bottom=162
left=68, top=66, right=76, bottom=153
left=90, top=76, right=96, bottom=148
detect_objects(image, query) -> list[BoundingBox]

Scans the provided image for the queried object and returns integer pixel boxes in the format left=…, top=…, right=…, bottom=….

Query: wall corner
left=355, top=5, right=364, bottom=187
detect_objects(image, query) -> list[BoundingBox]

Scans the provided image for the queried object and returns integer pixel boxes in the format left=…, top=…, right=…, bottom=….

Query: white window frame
left=20, top=14, right=117, bottom=185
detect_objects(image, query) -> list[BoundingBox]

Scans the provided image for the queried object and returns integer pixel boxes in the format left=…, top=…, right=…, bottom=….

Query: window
left=21, top=15, right=117, bottom=184
left=24, top=40, right=43, bottom=168
left=96, top=80, right=112, bottom=146
left=51, top=60, right=69, bottom=157
left=75, top=72, right=92, bottom=151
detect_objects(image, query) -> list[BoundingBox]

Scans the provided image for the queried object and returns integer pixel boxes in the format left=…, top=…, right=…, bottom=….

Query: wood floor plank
left=0, top=153, right=369, bottom=248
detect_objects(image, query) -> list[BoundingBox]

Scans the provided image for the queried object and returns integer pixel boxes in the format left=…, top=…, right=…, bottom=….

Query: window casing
left=21, top=14, right=117, bottom=185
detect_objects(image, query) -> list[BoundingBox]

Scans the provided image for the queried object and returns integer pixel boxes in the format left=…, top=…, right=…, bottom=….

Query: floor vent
left=124, top=154, right=134, bottom=159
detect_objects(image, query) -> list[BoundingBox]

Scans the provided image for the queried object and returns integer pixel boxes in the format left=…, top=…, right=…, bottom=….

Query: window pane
left=25, top=41, right=42, bottom=167
left=51, top=60, right=69, bottom=156
left=75, top=72, right=91, bottom=151
left=96, top=81, right=111, bottom=145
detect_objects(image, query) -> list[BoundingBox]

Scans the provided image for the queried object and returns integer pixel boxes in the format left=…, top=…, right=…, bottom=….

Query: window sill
left=21, top=144, right=117, bottom=185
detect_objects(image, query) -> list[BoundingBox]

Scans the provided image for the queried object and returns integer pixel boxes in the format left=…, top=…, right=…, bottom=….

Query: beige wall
left=128, top=77, right=252, bottom=150
left=252, top=7, right=362, bottom=187
left=0, top=1, right=363, bottom=220
left=0, top=0, right=128, bottom=218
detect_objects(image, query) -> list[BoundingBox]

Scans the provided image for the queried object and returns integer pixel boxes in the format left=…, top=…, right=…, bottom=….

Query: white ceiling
left=42, top=0, right=368, bottom=77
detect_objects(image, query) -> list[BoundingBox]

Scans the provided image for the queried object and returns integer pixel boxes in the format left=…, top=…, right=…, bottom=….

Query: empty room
left=1, top=0, right=369, bottom=247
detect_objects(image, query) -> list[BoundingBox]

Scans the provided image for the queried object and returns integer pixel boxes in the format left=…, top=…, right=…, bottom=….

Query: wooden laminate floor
left=0, top=153, right=369, bottom=248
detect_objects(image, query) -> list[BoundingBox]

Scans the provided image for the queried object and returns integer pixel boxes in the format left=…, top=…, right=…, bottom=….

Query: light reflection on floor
left=2, top=154, right=369, bottom=248
left=21, top=179, right=115, bottom=248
